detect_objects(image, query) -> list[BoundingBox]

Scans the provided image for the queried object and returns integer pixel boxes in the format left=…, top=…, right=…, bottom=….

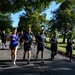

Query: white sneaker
left=13, top=61, right=16, bottom=65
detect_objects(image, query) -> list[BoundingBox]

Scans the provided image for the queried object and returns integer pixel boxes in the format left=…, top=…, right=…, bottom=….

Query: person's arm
left=50, top=38, right=57, bottom=43
left=22, top=34, right=29, bottom=43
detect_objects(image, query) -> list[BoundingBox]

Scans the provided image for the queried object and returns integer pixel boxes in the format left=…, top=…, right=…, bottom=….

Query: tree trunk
left=62, top=33, right=66, bottom=43
left=62, top=28, right=67, bottom=43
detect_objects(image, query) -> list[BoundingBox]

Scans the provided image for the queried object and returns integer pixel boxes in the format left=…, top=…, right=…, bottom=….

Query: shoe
left=62, top=53, right=65, bottom=57
left=50, top=58, right=54, bottom=61
left=69, top=59, right=73, bottom=63
left=2, top=48, right=4, bottom=50
left=36, top=57, right=38, bottom=61
left=5, top=45, right=7, bottom=47
left=27, top=60, right=30, bottom=64
left=13, top=63, right=16, bottom=66
left=13, top=61, right=16, bottom=66
left=23, top=56, right=25, bottom=60
left=41, top=60, right=44, bottom=63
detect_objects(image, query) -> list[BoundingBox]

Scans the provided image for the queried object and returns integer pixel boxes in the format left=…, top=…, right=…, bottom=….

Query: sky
left=11, top=2, right=60, bottom=27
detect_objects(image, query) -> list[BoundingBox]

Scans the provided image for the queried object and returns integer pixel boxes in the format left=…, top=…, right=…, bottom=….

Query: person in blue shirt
left=36, top=29, right=46, bottom=63
left=9, top=28, right=18, bottom=65
left=23, top=28, right=32, bottom=64
left=63, top=33, right=74, bottom=62
left=19, top=31, right=24, bottom=49
left=50, top=32, right=58, bottom=61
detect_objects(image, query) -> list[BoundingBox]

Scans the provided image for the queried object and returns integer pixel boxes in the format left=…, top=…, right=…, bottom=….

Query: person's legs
left=11, top=46, right=18, bottom=65
left=36, top=50, right=39, bottom=59
left=2, top=43, right=4, bottom=49
left=41, top=51, right=44, bottom=63
left=23, top=45, right=26, bottom=60
left=51, top=50, right=54, bottom=59
left=41, top=51, right=44, bottom=60
left=14, top=46, right=18, bottom=61
left=36, top=44, right=39, bottom=59
left=11, top=49, right=14, bottom=61
left=20, top=42, right=23, bottom=49
left=54, top=48, right=58, bottom=56
left=27, top=50, right=31, bottom=64
left=23, top=50, right=26, bottom=60
left=65, top=46, right=69, bottom=55
left=69, top=49, right=72, bottom=62
left=4, top=41, right=7, bottom=47
left=11, top=49, right=15, bottom=64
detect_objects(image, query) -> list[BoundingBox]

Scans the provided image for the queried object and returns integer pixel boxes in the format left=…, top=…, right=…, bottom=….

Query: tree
left=0, top=0, right=65, bottom=34
left=0, top=0, right=64, bottom=13
left=50, top=0, right=75, bottom=43
left=18, top=11, right=49, bottom=35
left=0, top=13, right=13, bottom=34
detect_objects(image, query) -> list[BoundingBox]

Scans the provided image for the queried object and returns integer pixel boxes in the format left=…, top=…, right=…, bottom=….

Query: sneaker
left=41, top=60, right=44, bottom=63
left=62, top=53, right=65, bottom=57
left=5, top=45, right=7, bottom=47
left=2, top=48, right=4, bottom=50
left=36, top=57, right=38, bottom=61
left=23, top=57, right=25, bottom=60
left=13, top=61, right=16, bottom=66
left=69, top=59, right=73, bottom=63
left=27, top=60, right=30, bottom=64
left=50, top=58, right=54, bottom=61
left=13, top=63, right=16, bottom=66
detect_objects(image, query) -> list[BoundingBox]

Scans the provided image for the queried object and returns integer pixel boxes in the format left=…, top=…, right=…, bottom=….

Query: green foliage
left=0, top=13, right=13, bottom=34
left=49, top=0, right=75, bottom=43
left=0, top=0, right=66, bottom=35
left=72, top=28, right=75, bottom=39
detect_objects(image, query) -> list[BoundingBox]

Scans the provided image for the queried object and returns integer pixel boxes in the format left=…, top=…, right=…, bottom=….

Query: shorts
left=51, top=46, right=58, bottom=51
left=37, top=44, right=44, bottom=51
left=24, top=45, right=32, bottom=51
left=9, top=43, right=18, bottom=49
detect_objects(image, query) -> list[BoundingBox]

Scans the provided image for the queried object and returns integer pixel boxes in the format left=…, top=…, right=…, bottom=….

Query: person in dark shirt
left=36, top=29, right=46, bottom=63
left=23, top=28, right=32, bottom=64
left=1, top=30, right=7, bottom=50
left=19, top=31, right=24, bottom=49
left=63, top=33, right=74, bottom=62
left=50, top=32, right=58, bottom=61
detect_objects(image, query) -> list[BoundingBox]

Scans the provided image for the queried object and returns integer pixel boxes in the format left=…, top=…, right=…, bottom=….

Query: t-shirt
left=37, top=34, right=46, bottom=46
left=67, top=38, right=74, bottom=46
left=1, top=33, right=7, bottom=41
left=50, top=37, right=58, bottom=47
left=23, top=33, right=32, bottom=46
left=10, top=34, right=18, bottom=46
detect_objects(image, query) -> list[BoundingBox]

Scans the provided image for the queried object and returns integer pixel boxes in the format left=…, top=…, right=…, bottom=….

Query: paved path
left=0, top=42, right=75, bottom=75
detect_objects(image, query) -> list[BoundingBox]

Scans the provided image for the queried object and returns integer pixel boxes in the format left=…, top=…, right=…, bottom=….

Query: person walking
left=19, top=31, right=24, bottom=49
left=1, top=30, right=7, bottom=50
left=63, top=33, right=74, bottom=62
left=36, top=29, right=46, bottom=63
left=50, top=32, right=58, bottom=61
left=9, top=28, right=18, bottom=65
left=23, top=28, right=32, bottom=64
